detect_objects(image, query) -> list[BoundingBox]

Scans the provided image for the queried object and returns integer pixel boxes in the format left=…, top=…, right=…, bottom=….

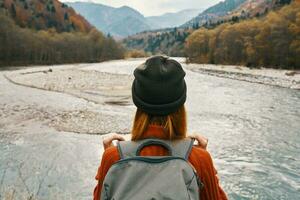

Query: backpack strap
left=117, top=138, right=194, bottom=160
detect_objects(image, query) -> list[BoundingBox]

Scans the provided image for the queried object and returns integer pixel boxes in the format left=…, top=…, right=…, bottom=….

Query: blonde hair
left=131, top=105, right=187, bottom=141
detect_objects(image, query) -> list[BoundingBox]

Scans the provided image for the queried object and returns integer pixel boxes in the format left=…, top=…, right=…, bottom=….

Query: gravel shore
left=2, top=59, right=299, bottom=136
left=2, top=64, right=134, bottom=135
left=186, top=63, right=300, bottom=89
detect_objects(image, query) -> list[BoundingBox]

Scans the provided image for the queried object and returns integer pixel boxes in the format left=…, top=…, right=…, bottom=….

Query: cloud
left=61, top=0, right=220, bottom=16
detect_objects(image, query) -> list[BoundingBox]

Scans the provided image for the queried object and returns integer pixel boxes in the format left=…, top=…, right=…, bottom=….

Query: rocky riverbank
left=186, top=63, right=300, bottom=90
left=2, top=63, right=134, bottom=135
left=3, top=59, right=299, bottom=135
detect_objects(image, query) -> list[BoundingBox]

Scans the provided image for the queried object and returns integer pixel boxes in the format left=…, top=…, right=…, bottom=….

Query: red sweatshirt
left=94, top=125, right=228, bottom=200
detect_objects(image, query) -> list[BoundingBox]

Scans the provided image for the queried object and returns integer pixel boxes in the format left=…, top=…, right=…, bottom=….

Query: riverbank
left=2, top=58, right=299, bottom=135
left=4, top=58, right=300, bottom=90
left=2, top=62, right=134, bottom=135
left=186, top=63, right=300, bottom=90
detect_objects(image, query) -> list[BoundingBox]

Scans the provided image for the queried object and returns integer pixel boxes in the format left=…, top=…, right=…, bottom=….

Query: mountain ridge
left=147, top=9, right=201, bottom=30
left=181, top=0, right=247, bottom=28
left=67, top=1, right=150, bottom=37
left=67, top=1, right=202, bottom=37
left=122, top=0, right=292, bottom=57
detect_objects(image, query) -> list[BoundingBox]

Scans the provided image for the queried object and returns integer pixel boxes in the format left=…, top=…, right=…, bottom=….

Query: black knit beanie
left=132, top=55, right=187, bottom=116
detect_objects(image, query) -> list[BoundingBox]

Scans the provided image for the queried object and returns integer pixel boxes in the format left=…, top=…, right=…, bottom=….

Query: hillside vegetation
left=123, top=0, right=277, bottom=57
left=0, top=0, right=124, bottom=67
left=124, top=0, right=298, bottom=69
left=123, top=28, right=191, bottom=56
left=185, top=1, right=300, bottom=69
left=1, top=0, right=92, bottom=32
left=182, top=0, right=246, bottom=28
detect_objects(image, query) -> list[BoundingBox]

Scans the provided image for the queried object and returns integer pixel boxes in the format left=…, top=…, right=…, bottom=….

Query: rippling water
left=186, top=72, right=300, bottom=199
left=0, top=59, right=299, bottom=199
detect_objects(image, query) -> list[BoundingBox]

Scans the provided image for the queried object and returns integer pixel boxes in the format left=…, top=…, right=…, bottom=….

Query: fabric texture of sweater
left=93, top=125, right=228, bottom=200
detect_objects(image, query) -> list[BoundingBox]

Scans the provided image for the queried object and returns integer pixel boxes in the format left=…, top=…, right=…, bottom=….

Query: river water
left=0, top=59, right=299, bottom=200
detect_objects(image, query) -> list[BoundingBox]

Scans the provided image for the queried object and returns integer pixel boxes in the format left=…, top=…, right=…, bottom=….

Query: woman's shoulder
left=190, top=146, right=212, bottom=158
left=101, top=146, right=120, bottom=163
left=95, top=146, right=120, bottom=181
left=188, top=147, right=215, bottom=170
left=101, top=144, right=213, bottom=165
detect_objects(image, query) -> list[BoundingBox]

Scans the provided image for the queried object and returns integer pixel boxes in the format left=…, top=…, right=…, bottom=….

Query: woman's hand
left=102, top=133, right=125, bottom=150
left=189, top=133, right=208, bottom=150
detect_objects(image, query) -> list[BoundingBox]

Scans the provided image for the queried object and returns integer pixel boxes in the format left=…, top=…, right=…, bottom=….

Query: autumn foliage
left=185, top=2, right=300, bottom=69
left=0, top=1, right=124, bottom=67
left=1, top=0, right=92, bottom=32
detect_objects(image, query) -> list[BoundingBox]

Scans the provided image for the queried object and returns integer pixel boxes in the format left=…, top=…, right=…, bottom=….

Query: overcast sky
left=61, top=0, right=221, bottom=16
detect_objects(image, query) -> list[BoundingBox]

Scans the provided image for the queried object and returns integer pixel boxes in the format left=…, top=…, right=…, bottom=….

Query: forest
left=185, top=1, right=300, bottom=69
left=0, top=0, right=124, bottom=67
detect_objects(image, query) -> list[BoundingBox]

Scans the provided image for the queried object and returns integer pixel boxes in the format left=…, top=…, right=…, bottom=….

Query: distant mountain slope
left=67, top=2, right=201, bottom=37
left=1, top=0, right=92, bottom=32
left=67, top=2, right=151, bottom=37
left=123, top=28, right=191, bottom=56
left=232, top=0, right=292, bottom=17
left=182, top=0, right=246, bottom=28
left=146, top=9, right=201, bottom=29
left=186, top=0, right=293, bottom=28
left=123, top=0, right=293, bottom=57
left=64, top=2, right=114, bottom=31
left=123, top=0, right=248, bottom=56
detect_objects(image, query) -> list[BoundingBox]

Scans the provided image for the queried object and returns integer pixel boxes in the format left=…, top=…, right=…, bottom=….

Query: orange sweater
left=94, top=125, right=227, bottom=200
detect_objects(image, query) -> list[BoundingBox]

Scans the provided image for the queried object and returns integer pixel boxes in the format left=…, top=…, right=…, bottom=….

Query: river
left=0, top=58, right=299, bottom=200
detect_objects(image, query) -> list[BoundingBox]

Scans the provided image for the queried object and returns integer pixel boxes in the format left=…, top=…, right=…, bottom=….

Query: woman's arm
left=93, top=147, right=121, bottom=200
left=189, top=147, right=228, bottom=200
left=94, top=133, right=124, bottom=200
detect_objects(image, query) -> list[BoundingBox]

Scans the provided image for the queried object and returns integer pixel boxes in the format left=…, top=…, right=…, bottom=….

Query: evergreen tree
left=11, top=4, right=16, bottom=18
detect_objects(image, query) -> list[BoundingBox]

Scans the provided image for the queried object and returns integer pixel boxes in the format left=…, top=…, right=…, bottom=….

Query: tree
left=184, top=2, right=300, bottom=69
left=51, top=6, right=56, bottom=13
left=11, top=3, right=16, bottom=18
left=64, top=13, right=69, bottom=20
left=0, top=10, right=124, bottom=67
left=24, top=2, right=28, bottom=10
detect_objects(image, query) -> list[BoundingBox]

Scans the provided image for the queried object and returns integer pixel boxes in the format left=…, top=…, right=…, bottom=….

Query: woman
left=93, top=56, right=227, bottom=200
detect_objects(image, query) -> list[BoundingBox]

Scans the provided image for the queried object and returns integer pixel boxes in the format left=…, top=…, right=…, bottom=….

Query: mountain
left=109, top=6, right=151, bottom=37
left=123, top=0, right=249, bottom=54
left=230, top=0, right=292, bottom=18
left=1, top=0, right=93, bottom=33
left=67, top=2, right=151, bottom=37
left=181, top=0, right=247, bottom=28
left=146, top=9, right=201, bottom=29
left=63, top=2, right=114, bottom=31
left=123, top=0, right=292, bottom=57
left=183, top=0, right=293, bottom=29
left=67, top=2, right=202, bottom=37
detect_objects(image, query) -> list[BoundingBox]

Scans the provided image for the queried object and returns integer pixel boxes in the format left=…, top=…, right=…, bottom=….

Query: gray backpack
left=100, top=138, right=203, bottom=200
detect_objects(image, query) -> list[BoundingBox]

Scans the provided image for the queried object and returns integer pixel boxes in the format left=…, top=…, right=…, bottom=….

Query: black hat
left=132, top=55, right=187, bottom=115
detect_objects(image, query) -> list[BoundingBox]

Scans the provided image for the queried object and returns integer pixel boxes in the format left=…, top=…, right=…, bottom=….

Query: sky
left=61, top=0, right=221, bottom=16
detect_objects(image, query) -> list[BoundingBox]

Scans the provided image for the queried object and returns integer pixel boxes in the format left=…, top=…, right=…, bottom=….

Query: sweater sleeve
left=93, top=146, right=120, bottom=200
left=189, top=147, right=228, bottom=200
